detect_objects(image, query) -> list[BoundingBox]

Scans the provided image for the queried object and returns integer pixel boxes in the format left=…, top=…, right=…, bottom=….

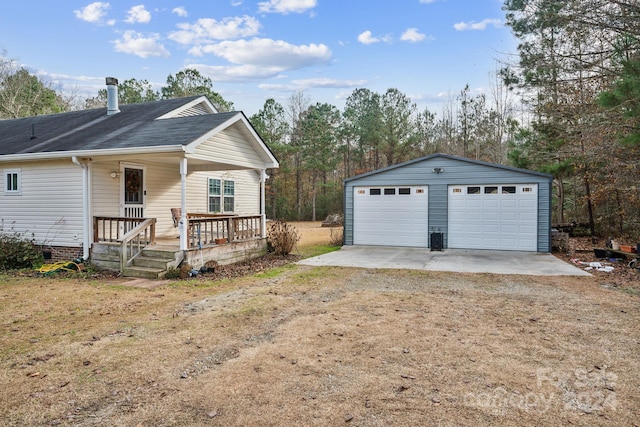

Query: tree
left=599, top=54, right=640, bottom=145
left=84, top=78, right=159, bottom=109
left=298, top=103, right=341, bottom=221
left=342, top=88, right=383, bottom=172
left=250, top=99, right=290, bottom=219
left=161, top=69, right=233, bottom=112
left=414, top=106, right=439, bottom=155
left=503, top=0, right=640, bottom=236
left=0, top=64, right=70, bottom=119
left=286, top=91, right=311, bottom=220
left=379, top=88, right=418, bottom=165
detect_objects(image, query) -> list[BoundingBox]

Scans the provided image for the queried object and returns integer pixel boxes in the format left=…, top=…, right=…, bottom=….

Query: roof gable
left=344, top=153, right=553, bottom=182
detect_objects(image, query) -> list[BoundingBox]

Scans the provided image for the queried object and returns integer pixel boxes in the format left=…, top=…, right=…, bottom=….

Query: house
left=0, top=78, right=278, bottom=277
left=343, top=153, right=553, bottom=252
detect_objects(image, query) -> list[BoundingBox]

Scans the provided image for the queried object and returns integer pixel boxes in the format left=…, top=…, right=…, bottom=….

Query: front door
left=121, top=164, right=146, bottom=218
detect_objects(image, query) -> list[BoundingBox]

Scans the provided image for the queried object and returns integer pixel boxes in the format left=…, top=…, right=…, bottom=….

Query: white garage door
left=353, top=186, right=428, bottom=247
left=448, top=184, right=538, bottom=251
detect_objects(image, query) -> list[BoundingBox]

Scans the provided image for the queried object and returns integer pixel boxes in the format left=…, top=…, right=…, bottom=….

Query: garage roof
left=344, top=153, right=553, bottom=182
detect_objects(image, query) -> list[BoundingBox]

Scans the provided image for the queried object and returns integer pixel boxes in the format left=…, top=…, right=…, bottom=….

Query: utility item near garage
left=343, top=153, right=553, bottom=253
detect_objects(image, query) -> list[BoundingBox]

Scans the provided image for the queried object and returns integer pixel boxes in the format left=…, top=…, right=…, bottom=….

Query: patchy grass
left=1, top=223, right=639, bottom=426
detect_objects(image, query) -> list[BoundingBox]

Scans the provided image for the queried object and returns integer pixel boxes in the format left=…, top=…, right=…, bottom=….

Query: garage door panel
left=354, top=186, right=428, bottom=247
left=448, top=184, right=538, bottom=251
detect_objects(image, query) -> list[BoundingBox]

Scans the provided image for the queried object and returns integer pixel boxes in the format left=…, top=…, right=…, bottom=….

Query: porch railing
left=93, top=214, right=262, bottom=253
left=93, top=217, right=156, bottom=270
left=186, top=214, right=262, bottom=249
left=94, top=216, right=147, bottom=242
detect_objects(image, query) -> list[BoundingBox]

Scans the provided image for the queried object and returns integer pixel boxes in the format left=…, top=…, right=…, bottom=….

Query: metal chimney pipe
left=106, top=77, right=120, bottom=115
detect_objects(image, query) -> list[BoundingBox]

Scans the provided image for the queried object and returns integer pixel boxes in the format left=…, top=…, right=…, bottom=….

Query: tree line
left=1, top=0, right=639, bottom=239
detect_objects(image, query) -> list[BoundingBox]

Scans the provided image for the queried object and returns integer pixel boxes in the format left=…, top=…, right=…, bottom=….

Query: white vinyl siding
left=0, top=161, right=83, bottom=247
left=194, top=125, right=267, bottom=169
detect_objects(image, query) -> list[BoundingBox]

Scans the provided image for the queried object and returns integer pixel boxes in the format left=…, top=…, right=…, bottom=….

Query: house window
left=369, top=188, right=381, bottom=195
left=224, top=180, right=235, bottom=212
left=502, top=186, right=516, bottom=194
left=384, top=188, right=396, bottom=195
left=398, top=188, right=411, bottom=195
left=208, top=178, right=235, bottom=213
left=4, top=169, right=21, bottom=194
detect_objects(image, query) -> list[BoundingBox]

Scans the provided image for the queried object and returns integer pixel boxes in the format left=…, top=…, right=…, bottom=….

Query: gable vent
left=175, top=102, right=210, bottom=117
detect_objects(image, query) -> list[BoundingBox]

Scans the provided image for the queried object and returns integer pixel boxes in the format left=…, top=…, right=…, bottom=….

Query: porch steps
left=123, top=247, right=183, bottom=279
left=91, top=242, right=182, bottom=279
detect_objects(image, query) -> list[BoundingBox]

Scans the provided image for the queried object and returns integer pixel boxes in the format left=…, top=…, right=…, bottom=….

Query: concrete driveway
left=298, top=246, right=590, bottom=276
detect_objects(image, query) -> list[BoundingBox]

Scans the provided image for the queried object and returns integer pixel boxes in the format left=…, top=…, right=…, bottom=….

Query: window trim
left=4, top=169, right=21, bottom=195
left=208, top=177, right=235, bottom=213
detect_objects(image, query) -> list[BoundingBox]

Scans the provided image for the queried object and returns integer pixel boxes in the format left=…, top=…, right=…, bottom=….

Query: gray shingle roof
left=0, top=97, right=240, bottom=156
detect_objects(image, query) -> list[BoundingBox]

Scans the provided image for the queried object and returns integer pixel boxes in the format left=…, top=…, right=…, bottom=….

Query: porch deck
left=91, top=214, right=267, bottom=277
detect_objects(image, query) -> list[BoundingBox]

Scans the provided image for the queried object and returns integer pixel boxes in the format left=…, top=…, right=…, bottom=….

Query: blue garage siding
left=343, top=154, right=553, bottom=252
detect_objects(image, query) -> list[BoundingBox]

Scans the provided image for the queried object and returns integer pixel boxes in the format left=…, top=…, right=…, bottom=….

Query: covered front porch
left=76, top=110, right=278, bottom=277
left=91, top=213, right=268, bottom=278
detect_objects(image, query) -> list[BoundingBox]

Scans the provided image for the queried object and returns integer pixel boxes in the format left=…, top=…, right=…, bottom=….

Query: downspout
left=179, top=158, right=188, bottom=251
left=72, top=156, right=91, bottom=260
left=260, top=169, right=268, bottom=238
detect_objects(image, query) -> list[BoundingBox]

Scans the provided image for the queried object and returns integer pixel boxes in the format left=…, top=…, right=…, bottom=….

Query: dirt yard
left=1, top=222, right=639, bottom=426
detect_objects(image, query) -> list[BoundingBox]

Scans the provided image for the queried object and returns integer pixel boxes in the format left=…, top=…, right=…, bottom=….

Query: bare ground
left=0, top=222, right=639, bottom=426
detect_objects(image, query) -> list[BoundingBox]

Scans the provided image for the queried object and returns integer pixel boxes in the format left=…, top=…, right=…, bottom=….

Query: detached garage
left=343, top=153, right=553, bottom=252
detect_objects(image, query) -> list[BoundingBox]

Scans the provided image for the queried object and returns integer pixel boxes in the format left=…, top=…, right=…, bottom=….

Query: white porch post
left=180, top=158, right=188, bottom=251
left=260, top=169, right=268, bottom=238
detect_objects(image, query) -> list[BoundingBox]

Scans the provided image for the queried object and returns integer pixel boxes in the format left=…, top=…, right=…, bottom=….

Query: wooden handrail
left=119, top=218, right=156, bottom=271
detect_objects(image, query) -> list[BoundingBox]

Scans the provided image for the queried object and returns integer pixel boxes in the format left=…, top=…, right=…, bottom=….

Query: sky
left=0, top=0, right=518, bottom=116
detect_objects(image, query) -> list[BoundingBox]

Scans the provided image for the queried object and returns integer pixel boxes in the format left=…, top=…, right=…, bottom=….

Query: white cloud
left=190, top=38, right=331, bottom=69
left=454, top=18, right=502, bottom=31
left=113, top=30, right=170, bottom=58
left=401, top=28, right=427, bottom=42
left=172, top=7, right=188, bottom=17
left=357, top=31, right=378, bottom=45
left=357, top=30, right=392, bottom=45
left=257, top=0, right=317, bottom=14
left=419, top=0, right=437, bottom=3
left=187, top=64, right=285, bottom=82
left=169, top=16, right=261, bottom=44
left=290, top=77, right=368, bottom=89
left=74, top=2, right=114, bottom=25
left=125, top=5, right=151, bottom=23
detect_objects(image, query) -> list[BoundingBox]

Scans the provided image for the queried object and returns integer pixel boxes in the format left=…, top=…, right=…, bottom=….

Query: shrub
left=329, top=227, right=344, bottom=246
left=164, top=267, right=181, bottom=280
left=0, top=229, right=44, bottom=270
left=267, top=220, right=300, bottom=255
